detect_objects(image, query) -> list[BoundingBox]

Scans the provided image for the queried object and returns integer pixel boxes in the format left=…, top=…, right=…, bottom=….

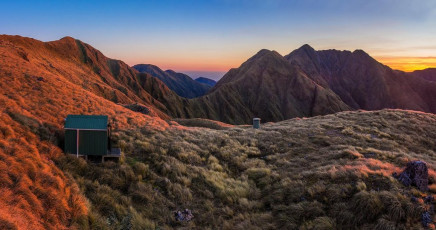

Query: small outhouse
left=64, top=115, right=112, bottom=160
left=253, top=118, right=261, bottom=129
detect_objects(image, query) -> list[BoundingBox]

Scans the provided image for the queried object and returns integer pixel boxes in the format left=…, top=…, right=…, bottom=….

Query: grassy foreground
left=56, top=109, right=436, bottom=229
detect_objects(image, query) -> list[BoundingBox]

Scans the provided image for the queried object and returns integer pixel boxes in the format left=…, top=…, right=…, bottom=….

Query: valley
left=0, top=35, right=436, bottom=229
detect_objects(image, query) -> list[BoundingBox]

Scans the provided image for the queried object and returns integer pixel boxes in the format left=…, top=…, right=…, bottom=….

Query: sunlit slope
left=0, top=35, right=195, bottom=120
left=0, top=35, right=175, bottom=229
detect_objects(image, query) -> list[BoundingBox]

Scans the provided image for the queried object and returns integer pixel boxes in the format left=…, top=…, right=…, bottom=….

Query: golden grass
left=54, top=109, right=436, bottom=229
left=173, top=118, right=235, bottom=130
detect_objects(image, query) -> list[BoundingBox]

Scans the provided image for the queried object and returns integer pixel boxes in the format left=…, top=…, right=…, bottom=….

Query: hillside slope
left=195, top=77, right=217, bottom=86
left=0, top=35, right=198, bottom=119
left=133, top=64, right=212, bottom=98
left=285, top=45, right=436, bottom=113
left=57, top=109, right=436, bottom=229
left=0, top=35, right=177, bottom=229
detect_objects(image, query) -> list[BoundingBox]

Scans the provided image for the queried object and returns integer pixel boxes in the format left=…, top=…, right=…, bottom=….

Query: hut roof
left=64, top=115, right=108, bottom=130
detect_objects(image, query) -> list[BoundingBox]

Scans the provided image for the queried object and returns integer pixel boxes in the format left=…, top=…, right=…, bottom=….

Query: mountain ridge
left=285, top=44, right=436, bottom=113
left=191, top=48, right=351, bottom=124
left=195, top=77, right=216, bottom=86
left=133, top=64, right=212, bottom=98
left=2, top=34, right=436, bottom=126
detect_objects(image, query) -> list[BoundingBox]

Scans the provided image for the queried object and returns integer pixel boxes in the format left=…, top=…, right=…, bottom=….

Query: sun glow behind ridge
left=376, top=56, right=436, bottom=72
left=1, top=0, right=436, bottom=74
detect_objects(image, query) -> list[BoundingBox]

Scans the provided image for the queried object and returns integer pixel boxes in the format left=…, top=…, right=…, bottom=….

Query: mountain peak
left=53, top=36, right=79, bottom=45
left=294, top=44, right=316, bottom=55
left=165, top=69, right=177, bottom=74
left=257, top=48, right=273, bottom=53
left=133, top=64, right=160, bottom=71
left=352, top=49, right=369, bottom=56
left=351, top=49, right=377, bottom=63
left=249, top=49, right=282, bottom=62
left=284, top=44, right=317, bottom=61
left=59, top=36, right=75, bottom=41
left=255, top=49, right=274, bottom=56
left=298, top=44, right=315, bottom=51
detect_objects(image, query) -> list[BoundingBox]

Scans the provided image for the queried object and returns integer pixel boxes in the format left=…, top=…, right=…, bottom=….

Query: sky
left=1, top=0, right=436, bottom=80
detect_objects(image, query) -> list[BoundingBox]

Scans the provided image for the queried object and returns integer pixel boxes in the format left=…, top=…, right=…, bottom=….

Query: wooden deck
left=102, top=148, right=122, bottom=162
left=67, top=148, right=122, bottom=163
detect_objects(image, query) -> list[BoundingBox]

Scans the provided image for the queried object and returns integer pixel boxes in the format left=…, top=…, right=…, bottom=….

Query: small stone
left=424, top=195, right=434, bottom=204
left=363, top=152, right=376, bottom=158
left=174, top=208, right=194, bottom=222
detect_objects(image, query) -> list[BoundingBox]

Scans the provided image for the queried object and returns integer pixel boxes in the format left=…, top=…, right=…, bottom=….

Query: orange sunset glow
left=376, top=56, right=436, bottom=72
left=150, top=55, right=436, bottom=74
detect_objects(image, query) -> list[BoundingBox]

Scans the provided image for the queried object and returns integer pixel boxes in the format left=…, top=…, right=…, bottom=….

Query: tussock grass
left=0, top=114, right=88, bottom=229
left=172, top=118, right=234, bottom=130
left=0, top=34, right=183, bottom=228
left=54, top=109, right=436, bottom=229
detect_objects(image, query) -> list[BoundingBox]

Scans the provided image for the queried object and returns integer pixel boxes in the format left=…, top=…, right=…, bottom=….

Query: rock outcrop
left=397, top=161, right=428, bottom=191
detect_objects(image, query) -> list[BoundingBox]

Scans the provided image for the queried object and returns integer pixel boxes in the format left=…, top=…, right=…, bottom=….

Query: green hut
left=64, top=115, right=110, bottom=158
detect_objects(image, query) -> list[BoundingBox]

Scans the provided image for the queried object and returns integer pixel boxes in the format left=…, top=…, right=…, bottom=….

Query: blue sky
left=1, top=0, right=435, bottom=79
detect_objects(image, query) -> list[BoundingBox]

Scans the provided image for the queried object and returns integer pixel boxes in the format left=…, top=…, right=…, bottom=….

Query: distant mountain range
left=133, top=64, right=212, bottom=98
left=412, top=68, right=436, bottom=82
left=187, top=45, right=435, bottom=123
left=195, top=77, right=216, bottom=86
left=1, top=35, right=435, bottom=125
